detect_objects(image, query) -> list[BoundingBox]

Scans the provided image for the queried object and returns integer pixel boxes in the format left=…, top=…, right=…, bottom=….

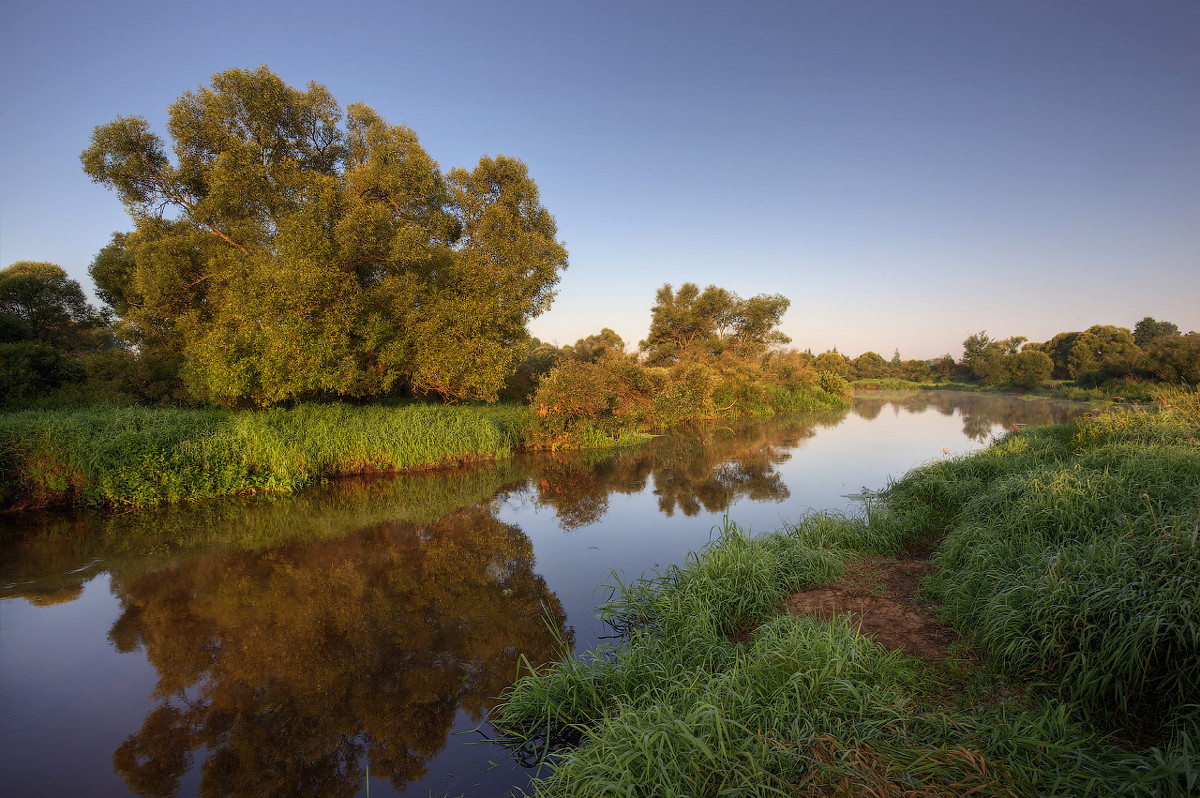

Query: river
left=0, top=391, right=1087, bottom=797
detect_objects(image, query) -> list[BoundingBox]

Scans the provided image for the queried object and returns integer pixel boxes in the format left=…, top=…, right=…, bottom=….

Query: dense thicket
left=82, top=66, right=567, bottom=407
left=514, top=285, right=850, bottom=445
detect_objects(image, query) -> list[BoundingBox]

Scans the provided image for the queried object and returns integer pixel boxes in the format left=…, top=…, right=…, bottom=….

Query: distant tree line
left=767, top=317, right=1194, bottom=393
left=955, top=319, right=1196, bottom=389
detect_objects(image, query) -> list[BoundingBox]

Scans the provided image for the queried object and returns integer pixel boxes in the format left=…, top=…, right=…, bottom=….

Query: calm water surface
left=0, top=392, right=1087, bottom=797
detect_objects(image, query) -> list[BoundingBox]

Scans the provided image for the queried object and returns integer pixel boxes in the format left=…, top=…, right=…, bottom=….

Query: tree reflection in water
left=851, top=391, right=1087, bottom=441
left=526, top=410, right=848, bottom=527
left=106, top=507, right=570, bottom=797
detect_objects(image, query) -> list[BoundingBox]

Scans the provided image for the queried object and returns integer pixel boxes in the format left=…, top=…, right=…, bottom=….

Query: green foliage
left=0, top=262, right=111, bottom=409
left=82, top=66, right=567, bottom=406
left=932, top=353, right=958, bottom=381
left=850, top=350, right=887, bottom=379
left=962, top=330, right=1008, bottom=384
left=1006, top=348, right=1054, bottom=388
left=563, top=328, right=625, bottom=363
left=1038, top=325, right=1142, bottom=381
left=1138, top=332, right=1200, bottom=385
left=0, top=262, right=108, bottom=354
left=529, top=349, right=847, bottom=447
left=896, top=357, right=931, bottom=382
left=0, top=403, right=527, bottom=509
left=639, top=283, right=790, bottom=364
left=77, top=347, right=189, bottom=406
left=1134, top=316, right=1181, bottom=347
left=0, top=342, right=83, bottom=407
left=851, top=377, right=926, bottom=391
left=812, top=350, right=849, bottom=378
left=815, top=369, right=851, bottom=400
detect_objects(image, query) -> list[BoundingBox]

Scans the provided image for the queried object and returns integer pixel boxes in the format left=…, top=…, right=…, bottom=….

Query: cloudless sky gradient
left=2, top=0, right=1197, bottom=359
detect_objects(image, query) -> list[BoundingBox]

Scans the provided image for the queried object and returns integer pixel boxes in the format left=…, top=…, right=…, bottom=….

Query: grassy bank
left=853, top=376, right=1159, bottom=404
left=0, top=368, right=846, bottom=509
left=492, top=387, right=1200, bottom=797
left=0, top=403, right=529, bottom=509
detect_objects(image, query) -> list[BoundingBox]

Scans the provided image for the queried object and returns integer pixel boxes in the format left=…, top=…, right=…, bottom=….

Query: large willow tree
left=82, top=66, right=567, bottom=406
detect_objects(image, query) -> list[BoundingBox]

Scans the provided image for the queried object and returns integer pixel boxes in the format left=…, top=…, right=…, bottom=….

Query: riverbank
left=0, top=403, right=535, bottom=510
left=1, top=381, right=846, bottom=510
left=492, top=386, right=1200, bottom=797
left=853, top=375, right=1156, bottom=403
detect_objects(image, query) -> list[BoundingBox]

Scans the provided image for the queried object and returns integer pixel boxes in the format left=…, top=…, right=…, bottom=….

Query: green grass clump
left=852, top=377, right=928, bottom=390
left=0, top=402, right=528, bottom=508
left=893, top=388, right=1200, bottom=720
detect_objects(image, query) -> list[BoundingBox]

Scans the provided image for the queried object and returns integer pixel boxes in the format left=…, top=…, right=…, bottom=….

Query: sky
left=2, top=0, right=1197, bottom=360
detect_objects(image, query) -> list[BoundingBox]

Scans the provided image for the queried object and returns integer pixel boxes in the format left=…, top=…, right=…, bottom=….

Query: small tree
left=932, top=354, right=957, bottom=382
left=564, top=328, right=625, bottom=363
left=640, top=283, right=790, bottom=364
left=1006, top=350, right=1053, bottom=388
left=961, top=331, right=1006, bottom=384
left=851, top=351, right=887, bottom=379
left=1, top=262, right=109, bottom=407
left=1133, top=317, right=1180, bottom=347
left=813, top=350, right=849, bottom=378
left=897, top=359, right=931, bottom=382
left=0, top=262, right=108, bottom=355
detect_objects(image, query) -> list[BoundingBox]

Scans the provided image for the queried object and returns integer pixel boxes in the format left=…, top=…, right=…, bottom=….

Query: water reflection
left=1, top=462, right=530, bottom=600
left=105, top=507, right=569, bottom=796
left=851, top=390, right=1087, bottom=441
left=524, top=409, right=847, bottom=527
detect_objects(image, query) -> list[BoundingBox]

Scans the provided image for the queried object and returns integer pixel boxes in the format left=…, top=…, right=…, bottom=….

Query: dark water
left=0, top=392, right=1087, bottom=797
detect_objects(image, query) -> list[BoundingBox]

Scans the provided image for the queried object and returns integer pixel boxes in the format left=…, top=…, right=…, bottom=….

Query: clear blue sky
left=2, top=0, right=1197, bottom=359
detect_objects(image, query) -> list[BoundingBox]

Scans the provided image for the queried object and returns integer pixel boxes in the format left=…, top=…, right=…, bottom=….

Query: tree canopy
left=1133, top=316, right=1181, bottom=347
left=639, top=283, right=790, bottom=364
left=0, top=261, right=107, bottom=354
left=82, top=66, right=567, bottom=406
left=1, top=261, right=110, bottom=407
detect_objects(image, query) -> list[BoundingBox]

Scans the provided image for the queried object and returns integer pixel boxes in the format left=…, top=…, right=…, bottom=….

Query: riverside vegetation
left=491, top=387, right=1200, bottom=797
left=0, top=357, right=850, bottom=510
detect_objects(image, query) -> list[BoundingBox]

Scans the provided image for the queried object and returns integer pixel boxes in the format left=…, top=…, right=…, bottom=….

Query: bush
left=529, top=352, right=850, bottom=446
left=0, top=341, right=82, bottom=409
left=1138, top=333, right=1200, bottom=385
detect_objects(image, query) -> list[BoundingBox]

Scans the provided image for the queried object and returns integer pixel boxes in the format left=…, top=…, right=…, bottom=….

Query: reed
left=0, top=402, right=528, bottom=508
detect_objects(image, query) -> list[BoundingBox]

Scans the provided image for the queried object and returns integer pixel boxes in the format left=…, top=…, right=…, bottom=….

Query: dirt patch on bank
left=784, top=549, right=961, bottom=660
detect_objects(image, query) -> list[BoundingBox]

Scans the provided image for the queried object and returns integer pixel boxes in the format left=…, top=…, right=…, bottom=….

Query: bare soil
left=784, top=543, right=962, bottom=660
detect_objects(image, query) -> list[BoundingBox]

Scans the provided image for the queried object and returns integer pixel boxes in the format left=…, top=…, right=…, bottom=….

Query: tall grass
left=892, top=387, right=1200, bottom=719
left=0, top=402, right=528, bottom=508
